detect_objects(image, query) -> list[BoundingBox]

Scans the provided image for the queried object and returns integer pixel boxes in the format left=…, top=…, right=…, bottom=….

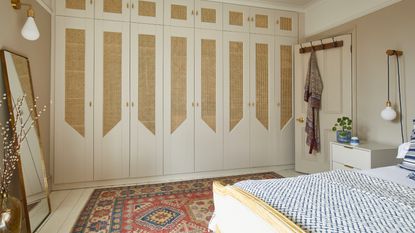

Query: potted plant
left=332, top=116, right=352, bottom=143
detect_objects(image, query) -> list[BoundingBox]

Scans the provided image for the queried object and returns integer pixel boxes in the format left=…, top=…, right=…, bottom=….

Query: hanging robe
left=304, top=51, right=323, bottom=154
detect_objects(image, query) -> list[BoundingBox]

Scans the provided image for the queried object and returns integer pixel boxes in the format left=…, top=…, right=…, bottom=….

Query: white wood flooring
left=36, top=169, right=302, bottom=233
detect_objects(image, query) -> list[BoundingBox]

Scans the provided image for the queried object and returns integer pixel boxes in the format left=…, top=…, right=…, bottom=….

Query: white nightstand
left=330, top=141, right=398, bottom=171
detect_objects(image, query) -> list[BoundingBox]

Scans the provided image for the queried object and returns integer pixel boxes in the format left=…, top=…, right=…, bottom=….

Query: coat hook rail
left=386, top=49, right=403, bottom=56
left=299, top=40, right=344, bottom=54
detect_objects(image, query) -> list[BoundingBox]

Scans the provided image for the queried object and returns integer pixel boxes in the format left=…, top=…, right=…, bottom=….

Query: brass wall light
left=11, top=0, right=40, bottom=41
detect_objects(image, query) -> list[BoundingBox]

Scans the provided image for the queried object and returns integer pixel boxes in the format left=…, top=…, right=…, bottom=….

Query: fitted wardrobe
left=53, top=0, right=298, bottom=185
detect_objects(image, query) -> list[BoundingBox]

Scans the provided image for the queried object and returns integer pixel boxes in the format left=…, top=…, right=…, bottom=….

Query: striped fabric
left=235, top=170, right=415, bottom=233
left=400, top=126, right=415, bottom=171
left=409, top=172, right=415, bottom=181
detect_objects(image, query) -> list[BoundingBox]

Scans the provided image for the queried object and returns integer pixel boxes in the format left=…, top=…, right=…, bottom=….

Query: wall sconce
left=11, top=0, right=40, bottom=41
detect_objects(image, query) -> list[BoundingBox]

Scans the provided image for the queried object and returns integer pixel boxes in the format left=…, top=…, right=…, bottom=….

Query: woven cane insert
left=104, top=0, right=122, bottom=14
left=171, top=37, right=187, bottom=133
left=103, top=32, right=122, bottom=137
left=66, top=0, right=85, bottom=10
left=138, top=34, right=156, bottom=135
left=256, top=43, right=268, bottom=129
left=229, top=41, right=243, bottom=132
left=201, top=8, right=216, bottom=23
left=280, top=17, right=292, bottom=31
left=11, top=54, right=35, bottom=119
left=65, top=29, right=85, bottom=136
left=138, top=0, right=156, bottom=17
left=280, top=45, right=292, bottom=129
left=255, top=14, right=268, bottom=29
left=201, top=39, right=216, bottom=132
left=171, top=4, right=187, bottom=20
left=229, top=11, right=243, bottom=26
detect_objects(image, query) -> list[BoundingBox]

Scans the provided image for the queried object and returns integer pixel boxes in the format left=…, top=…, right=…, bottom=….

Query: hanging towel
left=304, top=51, right=323, bottom=154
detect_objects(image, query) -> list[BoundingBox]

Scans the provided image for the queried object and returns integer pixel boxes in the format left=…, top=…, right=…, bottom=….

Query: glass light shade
left=21, top=17, right=40, bottom=41
left=381, top=106, right=397, bottom=121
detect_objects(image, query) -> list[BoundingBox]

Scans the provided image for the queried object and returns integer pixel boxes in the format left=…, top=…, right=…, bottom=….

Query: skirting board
left=52, top=164, right=294, bottom=191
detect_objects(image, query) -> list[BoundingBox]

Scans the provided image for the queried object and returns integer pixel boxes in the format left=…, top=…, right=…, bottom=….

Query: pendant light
left=380, top=55, right=397, bottom=121
left=11, top=0, right=40, bottom=41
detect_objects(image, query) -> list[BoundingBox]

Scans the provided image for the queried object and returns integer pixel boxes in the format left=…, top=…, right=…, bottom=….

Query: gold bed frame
left=212, top=181, right=306, bottom=233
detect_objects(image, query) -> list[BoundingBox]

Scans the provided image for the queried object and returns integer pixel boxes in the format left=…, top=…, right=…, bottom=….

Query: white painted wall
left=305, top=0, right=401, bottom=36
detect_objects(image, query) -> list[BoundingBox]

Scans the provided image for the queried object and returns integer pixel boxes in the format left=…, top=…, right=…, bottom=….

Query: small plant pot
left=336, top=130, right=351, bottom=143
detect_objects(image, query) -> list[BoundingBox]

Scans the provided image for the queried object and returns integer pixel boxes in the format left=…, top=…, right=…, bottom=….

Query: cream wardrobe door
left=164, top=0, right=195, bottom=28
left=94, top=20, right=130, bottom=180
left=164, top=26, right=195, bottom=175
left=131, top=0, right=164, bottom=24
left=223, top=4, right=250, bottom=33
left=54, top=17, right=94, bottom=184
left=194, top=29, right=223, bottom=172
left=223, top=32, right=250, bottom=169
left=130, top=23, right=163, bottom=177
left=56, top=0, right=94, bottom=18
left=276, top=36, right=297, bottom=165
left=250, top=34, right=276, bottom=167
left=275, top=11, right=298, bottom=37
left=95, top=0, right=131, bottom=22
left=195, top=0, right=222, bottom=30
left=249, top=8, right=276, bottom=35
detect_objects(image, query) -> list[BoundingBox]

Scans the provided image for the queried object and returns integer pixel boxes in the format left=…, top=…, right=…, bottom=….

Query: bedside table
left=330, top=141, right=398, bottom=171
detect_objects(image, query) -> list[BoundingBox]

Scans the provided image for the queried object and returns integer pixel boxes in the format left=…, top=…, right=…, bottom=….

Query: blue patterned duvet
left=234, top=170, right=415, bottom=233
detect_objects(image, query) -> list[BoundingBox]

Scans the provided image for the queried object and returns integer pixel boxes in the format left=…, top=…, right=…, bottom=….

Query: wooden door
left=195, top=0, right=222, bottom=30
left=194, top=29, right=223, bottom=172
left=164, top=26, right=195, bottom=175
left=130, top=23, right=163, bottom=177
left=275, top=10, right=298, bottom=37
left=95, top=0, right=131, bottom=22
left=249, top=8, right=276, bottom=35
left=54, top=17, right=94, bottom=184
left=56, top=0, right=94, bottom=18
left=164, top=0, right=195, bottom=28
left=130, top=0, right=164, bottom=25
left=223, top=4, right=250, bottom=33
left=276, top=36, right=297, bottom=165
left=223, top=31, right=250, bottom=169
left=94, top=20, right=130, bottom=180
left=249, top=34, right=276, bottom=167
left=294, top=34, right=352, bottom=173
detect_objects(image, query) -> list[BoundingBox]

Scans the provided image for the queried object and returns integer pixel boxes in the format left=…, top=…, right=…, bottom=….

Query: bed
left=210, top=166, right=415, bottom=233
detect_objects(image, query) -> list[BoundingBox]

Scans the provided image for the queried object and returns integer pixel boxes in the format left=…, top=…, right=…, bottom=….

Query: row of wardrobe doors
left=54, top=16, right=296, bottom=184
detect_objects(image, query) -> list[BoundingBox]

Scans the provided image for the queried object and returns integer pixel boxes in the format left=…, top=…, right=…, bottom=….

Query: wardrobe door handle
left=131, top=102, right=134, bottom=107
left=127, top=3, right=129, bottom=8
left=90, top=0, right=93, bottom=5
left=126, top=102, right=129, bottom=107
left=343, top=145, right=354, bottom=150
left=89, top=101, right=92, bottom=107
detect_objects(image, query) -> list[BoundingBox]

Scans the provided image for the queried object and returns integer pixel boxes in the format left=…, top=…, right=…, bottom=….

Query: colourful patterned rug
left=72, top=172, right=282, bottom=233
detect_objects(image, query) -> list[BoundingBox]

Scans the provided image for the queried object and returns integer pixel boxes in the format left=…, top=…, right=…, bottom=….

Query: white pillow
left=397, top=142, right=410, bottom=159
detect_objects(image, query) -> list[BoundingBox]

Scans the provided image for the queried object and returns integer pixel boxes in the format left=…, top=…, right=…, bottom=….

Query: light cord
left=396, top=54, right=404, bottom=143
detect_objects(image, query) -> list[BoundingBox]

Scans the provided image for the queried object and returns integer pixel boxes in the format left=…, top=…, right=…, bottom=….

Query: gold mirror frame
left=0, top=49, right=51, bottom=232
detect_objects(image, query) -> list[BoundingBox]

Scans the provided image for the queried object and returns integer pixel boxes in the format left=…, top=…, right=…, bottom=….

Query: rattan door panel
left=95, top=0, right=131, bottom=22
left=276, top=36, right=297, bottom=165
left=194, top=29, right=223, bottom=172
left=249, top=8, right=275, bottom=35
left=94, top=20, right=130, bottom=180
left=56, top=0, right=94, bottom=18
left=223, top=32, right=250, bottom=169
left=275, top=10, right=298, bottom=37
left=163, top=26, right=195, bottom=175
left=131, top=0, right=163, bottom=24
left=223, top=4, right=250, bottom=32
left=130, top=23, right=163, bottom=177
left=195, top=0, right=222, bottom=30
left=54, top=17, right=94, bottom=184
left=164, top=0, right=194, bottom=27
left=250, top=34, right=276, bottom=167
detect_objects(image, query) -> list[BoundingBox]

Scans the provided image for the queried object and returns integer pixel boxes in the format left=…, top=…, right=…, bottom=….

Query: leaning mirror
left=0, top=50, right=50, bottom=232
